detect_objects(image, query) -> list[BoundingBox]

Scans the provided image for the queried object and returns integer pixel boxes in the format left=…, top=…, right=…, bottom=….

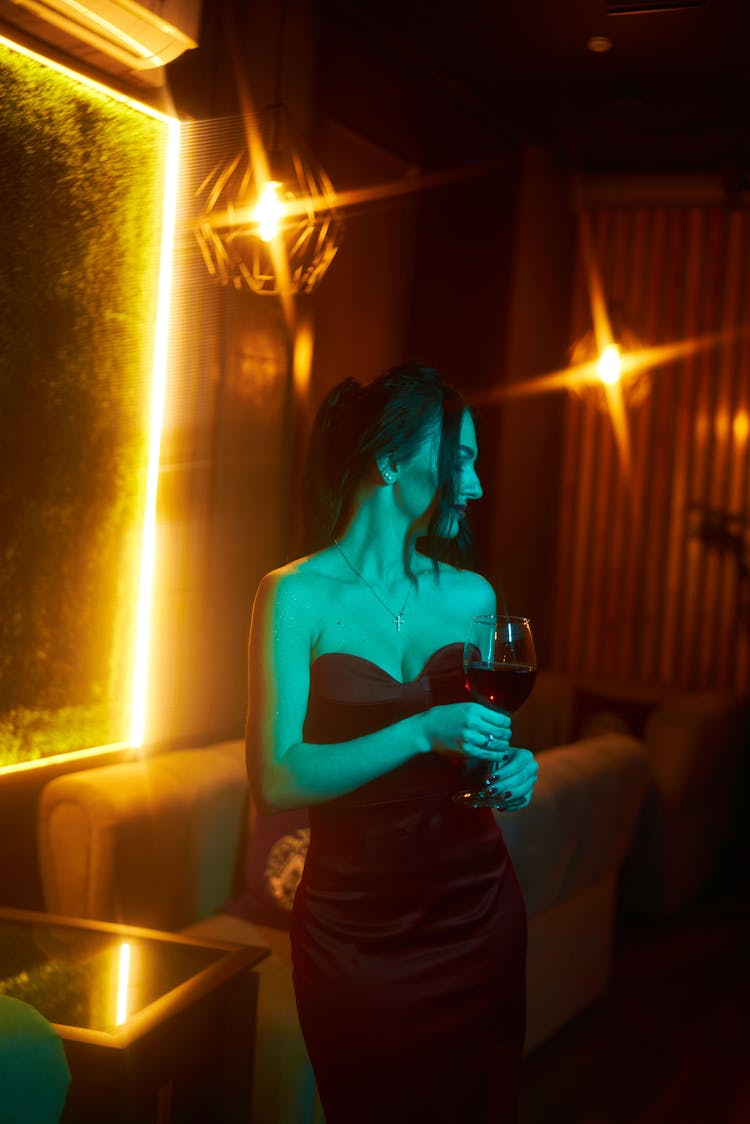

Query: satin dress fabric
left=290, top=642, right=527, bottom=1124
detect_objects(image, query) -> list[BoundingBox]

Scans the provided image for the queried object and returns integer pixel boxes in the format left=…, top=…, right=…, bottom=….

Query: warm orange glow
left=239, top=90, right=296, bottom=330
left=734, top=410, right=750, bottom=444
left=0, top=741, right=132, bottom=776
left=579, top=210, right=615, bottom=359
left=269, top=223, right=297, bottom=332
left=8, top=0, right=196, bottom=68
left=116, top=942, right=131, bottom=1025
left=130, top=116, right=181, bottom=749
left=616, top=330, right=749, bottom=376
left=587, top=35, right=613, bottom=53
left=254, top=181, right=284, bottom=242
left=598, top=343, right=622, bottom=386
left=24, top=0, right=161, bottom=62
left=293, top=318, right=315, bottom=403
left=603, top=379, right=632, bottom=476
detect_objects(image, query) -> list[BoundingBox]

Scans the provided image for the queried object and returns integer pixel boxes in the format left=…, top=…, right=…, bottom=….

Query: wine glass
left=454, top=614, right=537, bottom=807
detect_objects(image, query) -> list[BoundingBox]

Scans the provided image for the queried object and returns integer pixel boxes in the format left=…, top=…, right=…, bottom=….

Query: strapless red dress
left=291, top=643, right=527, bottom=1124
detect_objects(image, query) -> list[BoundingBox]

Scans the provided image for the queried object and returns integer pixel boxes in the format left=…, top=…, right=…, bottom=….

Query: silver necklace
left=333, top=539, right=414, bottom=632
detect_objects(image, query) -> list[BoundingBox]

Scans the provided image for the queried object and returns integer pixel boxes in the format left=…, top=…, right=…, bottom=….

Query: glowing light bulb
left=598, top=343, right=621, bottom=386
left=254, top=182, right=283, bottom=242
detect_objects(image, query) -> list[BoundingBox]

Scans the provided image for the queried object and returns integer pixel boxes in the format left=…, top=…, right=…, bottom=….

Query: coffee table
left=0, top=907, right=268, bottom=1123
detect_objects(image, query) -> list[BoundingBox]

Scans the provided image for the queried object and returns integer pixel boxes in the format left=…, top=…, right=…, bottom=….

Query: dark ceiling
left=1, top=0, right=745, bottom=176
left=327, top=0, right=749, bottom=175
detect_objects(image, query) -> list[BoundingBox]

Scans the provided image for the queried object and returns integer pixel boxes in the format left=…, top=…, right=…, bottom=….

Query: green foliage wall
left=0, top=45, right=169, bottom=764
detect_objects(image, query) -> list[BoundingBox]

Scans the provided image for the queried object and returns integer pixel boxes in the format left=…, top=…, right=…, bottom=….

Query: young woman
left=246, top=364, right=538, bottom=1123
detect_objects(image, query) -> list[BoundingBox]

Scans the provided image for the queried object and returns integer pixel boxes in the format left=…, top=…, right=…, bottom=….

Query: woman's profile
left=246, top=364, right=538, bottom=1123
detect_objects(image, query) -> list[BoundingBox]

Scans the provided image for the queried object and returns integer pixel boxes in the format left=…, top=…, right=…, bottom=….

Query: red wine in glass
left=465, top=662, right=536, bottom=715
left=455, top=614, right=537, bottom=807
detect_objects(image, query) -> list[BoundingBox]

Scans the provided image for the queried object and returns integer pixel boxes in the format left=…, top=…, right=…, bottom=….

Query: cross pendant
left=394, top=614, right=404, bottom=632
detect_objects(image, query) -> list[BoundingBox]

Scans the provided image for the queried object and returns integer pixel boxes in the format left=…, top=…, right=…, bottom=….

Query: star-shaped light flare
left=473, top=210, right=749, bottom=478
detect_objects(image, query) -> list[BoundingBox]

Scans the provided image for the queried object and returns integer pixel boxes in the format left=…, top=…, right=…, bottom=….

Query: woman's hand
left=423, top=702, right=513, bottom=764
left=475, top=746, right=538, bottom=811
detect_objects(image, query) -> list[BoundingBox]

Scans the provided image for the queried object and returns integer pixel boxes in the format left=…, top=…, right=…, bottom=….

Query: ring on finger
left=483, top=733, right=495, bottom=749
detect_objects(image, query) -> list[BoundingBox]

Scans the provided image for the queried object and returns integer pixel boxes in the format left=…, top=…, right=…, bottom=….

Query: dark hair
left=301, top=363, right=472, bottom=562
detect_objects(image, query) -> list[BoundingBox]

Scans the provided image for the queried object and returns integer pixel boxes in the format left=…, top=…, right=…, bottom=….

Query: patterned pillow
left=225, top=803, right=309, bottom=929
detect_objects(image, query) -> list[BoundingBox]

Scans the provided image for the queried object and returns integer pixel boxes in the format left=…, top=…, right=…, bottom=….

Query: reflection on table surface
left=0, top=913, right=226, bottom=1033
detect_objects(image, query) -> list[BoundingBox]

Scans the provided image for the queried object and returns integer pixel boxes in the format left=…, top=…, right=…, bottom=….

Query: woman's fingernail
left=503, top=791, right=512, bottom=799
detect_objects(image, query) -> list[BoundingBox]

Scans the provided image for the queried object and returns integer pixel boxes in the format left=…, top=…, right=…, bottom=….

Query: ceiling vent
left=607, top=1, right=706, bottom=11
left=4, top=0, right=199, bottom=70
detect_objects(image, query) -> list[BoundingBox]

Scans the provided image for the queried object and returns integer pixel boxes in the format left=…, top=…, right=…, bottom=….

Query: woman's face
left=395, top=409, right=482, bottom=537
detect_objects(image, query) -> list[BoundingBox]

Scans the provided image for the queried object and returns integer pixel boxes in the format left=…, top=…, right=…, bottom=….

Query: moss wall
left=0, top=45, right=169, bottom=764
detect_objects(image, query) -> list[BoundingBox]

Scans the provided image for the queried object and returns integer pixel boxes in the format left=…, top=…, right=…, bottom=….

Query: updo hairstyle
left=301, top=363, right=470, bottom=561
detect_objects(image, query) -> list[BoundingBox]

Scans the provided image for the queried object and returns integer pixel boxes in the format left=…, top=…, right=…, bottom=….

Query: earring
left=377, top=457, right=396, bottom=484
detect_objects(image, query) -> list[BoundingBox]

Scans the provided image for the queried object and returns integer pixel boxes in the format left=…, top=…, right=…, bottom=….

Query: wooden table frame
left=0, top=907, right=268, bottom=1123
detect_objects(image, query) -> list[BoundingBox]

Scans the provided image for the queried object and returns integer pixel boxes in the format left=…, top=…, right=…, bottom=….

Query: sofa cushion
left=570, top=686, right=656, bottom=741
left=227, top=805, right=309, bottom=929
left=37, top=740, right=248, bottom=931
left=523, top=872, right=617, bottom=1055
left=500, top=734, right=650, bottom=918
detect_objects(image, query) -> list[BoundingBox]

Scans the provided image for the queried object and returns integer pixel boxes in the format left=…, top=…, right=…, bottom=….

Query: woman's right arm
left=245, top=571, right=511, bottom=813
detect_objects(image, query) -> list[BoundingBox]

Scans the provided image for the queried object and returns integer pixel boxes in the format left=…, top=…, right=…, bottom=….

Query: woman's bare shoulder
left=265, top=548, right=338, bottom=582
left=431, top=560, right=496, bottom=612
left=254, top=550, right=339, bottom=619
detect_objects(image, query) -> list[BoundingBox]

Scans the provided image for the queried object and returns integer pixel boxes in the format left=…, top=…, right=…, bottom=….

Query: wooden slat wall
left=552, top=206, right=750, bottom=690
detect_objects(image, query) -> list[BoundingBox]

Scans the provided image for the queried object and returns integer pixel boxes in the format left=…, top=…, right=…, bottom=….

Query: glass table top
left=0, top=911, right=257, bottom=1034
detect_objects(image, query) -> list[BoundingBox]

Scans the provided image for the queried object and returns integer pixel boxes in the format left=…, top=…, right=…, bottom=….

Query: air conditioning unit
left=5, top=0, right=200, bottom=70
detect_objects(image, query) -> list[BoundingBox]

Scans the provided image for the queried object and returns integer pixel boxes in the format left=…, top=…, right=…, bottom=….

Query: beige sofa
left=37, top=671, right=671, bottom=1124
